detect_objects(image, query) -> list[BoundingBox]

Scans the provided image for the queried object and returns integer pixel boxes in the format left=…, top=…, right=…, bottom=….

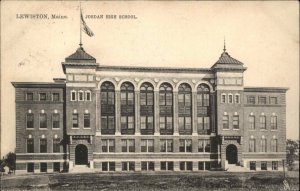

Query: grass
left=0, top=171, right=299, bottom=191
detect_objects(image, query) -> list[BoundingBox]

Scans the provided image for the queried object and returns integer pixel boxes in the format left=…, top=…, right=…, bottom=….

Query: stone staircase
left=226, top=164, right=249, bottom=172
left=69, top=165, right=94, bottom=173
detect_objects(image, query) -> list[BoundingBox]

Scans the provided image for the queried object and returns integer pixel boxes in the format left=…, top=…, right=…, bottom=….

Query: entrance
left=75, top=144, right=88, bottom=165
left=226, top=144, right=238, bottom=164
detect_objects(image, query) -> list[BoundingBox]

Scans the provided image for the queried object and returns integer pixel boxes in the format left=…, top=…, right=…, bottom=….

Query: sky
left=1, top=1, right=299, bottom=157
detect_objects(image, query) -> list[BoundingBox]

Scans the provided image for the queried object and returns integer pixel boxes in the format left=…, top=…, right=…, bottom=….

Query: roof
left=211, top=49, right=245, bottom=71
left=215, top=51, right=244, bottom=65
left=11, top=82, right=65, bottom=88
left=244, top=86, right=289, bottom=93
left=65, top=47, right=96, bottom=63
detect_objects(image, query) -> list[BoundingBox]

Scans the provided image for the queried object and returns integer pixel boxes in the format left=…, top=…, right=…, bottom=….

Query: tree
left=286, top=139, right=299, bottom=166
left=4, top=152, right=16, bottom=173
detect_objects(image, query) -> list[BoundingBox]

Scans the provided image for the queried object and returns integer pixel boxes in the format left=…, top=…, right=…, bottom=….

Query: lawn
left=0, top=171, right=299, bottom=191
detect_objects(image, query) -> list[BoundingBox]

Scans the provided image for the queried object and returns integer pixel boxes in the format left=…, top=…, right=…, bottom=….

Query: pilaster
left=135, top=90, right=140, bottom=135
left=115, top=90, right=121, bottom=135
left=154, top=91, right=160, bottom=135
left=192, top=91, right=198, bottom=136
left=173, top=91, right=179, bottom=135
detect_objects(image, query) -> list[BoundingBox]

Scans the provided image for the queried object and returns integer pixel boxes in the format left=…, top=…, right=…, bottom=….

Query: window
left=84, top=113, right=90, bottom=128
left=160, top=139, right=173, bottom=152
left=40, top=138, right=47, bottom=153
left=228, top=94, right=233, bottom=103
left=197, top=84, right=210, bottom=106
left=159, top=83, right=173, bottom=106
left=197, top=117, right=210, bottom=131
left=40, top=163, right=47, bottom=172
left=159, top=117, right=173, bottom=130
left=178, top=84, right=192, bottom=115
left=85, top=91, right=91, bottom=101
left=26, top=93, right=33, bottom=101
left=272, top=161, right=278, bottom=170
left=101, top=82, right=115, bottom=134
left=71, top=91, right=76, bottom=101
left=27, top=138, right=34, bottom=153
left=259, top=116, right=266, bottom=129
left=233, top=115, right=239, bottom=129
left=141, top=162, right=154, bottom=171
left=27, top=163, right=34, bottom=173
left=52, top=93, right=59, bottom=101
left=102, top=139, right=115, bottom=152
left=199, top=162, right=210, bottom=170
left=160, top=161, right=174, bottom=171
left=179, top=139, right=192, bottom=152
left=72, top=113, right=78, bottom=128
left=261, top=161, right=267, bottom=170
left=271, top=139, right=278, bottom=152
left=101, top=82, right=115, bottom=105
left=78, top=91, right=84, bottom=101
left=179, top=117, right=192, bottom=131
left=53, top=162, right=60, bottom=172
left=121, top=82, right=135, bottom=133
left=271, top=116, right=277, bottom=130
left=141, top=139, right=154, bottom=152
left=121, top=139, right=135, bottom=152
left=198, top=139, right=211, bottom=153
left=122, top=162, right=135, bottom=171
left=121, top=82, right=134, bottom=106
left=39, top=93, right=46, bottom=101
left=235, top=94, right=240, bottom=103
left=249, top=139, right=256, bottom=152
left=102, top=162, right=115, bottom=171
left=221, top=94, right=226, bottom=103
left=247, top=96, right=255, bottom=104
left=52, top=113, right=60, bottom=129
left=140, top=83, right=154, bottom=106
left=39, top=113, right=47, bottom=129
left=260, top=138, right=267, bottom=152
left=121, top=116, right=134, bottom=130
left=258, top=96, right=267, bottom=104
left=222, top=115, right=229, bottom=129
left=101, top=116, right=115, bottom=130
left=249, top=115, right=255, bottom=130
left=140, top=116, right=153, bottom=130
left=250, top=161, right=256, bottom=171
left=180, top=162, right=193, bottom=171
left=26, top=113, right=34, bottom=129
left=53, top=138, right=60, bottom=153
left=270, top=97, right=278, bottom=104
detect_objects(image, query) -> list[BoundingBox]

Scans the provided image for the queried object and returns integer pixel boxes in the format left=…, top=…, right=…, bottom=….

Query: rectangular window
left=71, top=91, right=76, bottom=101
left=179, top=162, right=193, bottom=171
left=121, top=116, right=135, bottom=130
left=84, top=113, right=90, bottom=128
left=141, top=139, right=154, bottom=152
left=39, top=113, right=47, bottom=129
left=198, top=140, right=210, bottom=153
left=85, top=91, right=91, bottom=101
left=160, top=139, right=173, bottom=152
left=235, top=95, right=240, bottom=103
left=52, top=93, right=59, bottom=101
left=271, top=116, right=277, bottom=130
left=102, top=162, right=115, bottom=171
left=205, top=162, right=211, bottom=170
left=27, top=138, right=34, bottom=153
left=141, top=161, right=155, bottom=171
left=260, top=116, right=266, bottom=129
left=53, top=138, right=60, bottom=153
left=179, top=139, right=192, bottom=152
left=160, top=162, right=174, bottom=171
left=221, top=94, right=226, bottom=103
left=26, top=93, right=33, bottom=101
left=228, top=95, right=233, bottom=103
left=260, top=139, right=267, bottom=152
left=250, top=161, right=256, bottom=171
left=121, top=139, right=135, bottom=152
left=40, top=138, right=47, bottom=153
left=247, top=96, right=255, bottom=104
left=271, top=139, right=278, bottom=152
left=52, top=113, right=60, bottom=129
left=26, top=113, right=34, bottom=129
left=102, top=139, right=115, bottom=152
left=223, top=115, right=229, bottom=129
left=233, top=115, right=239, bottom=129
left=78, top=92, right=84, bottom=101
left=249, top=139, right=256, bottom=152
left=270, top=97, right=278, bottom=104
left=249, top=116, right=255, bottom=130
left=101, top=116, right=115, bottom=130
left=40, top=163, right=47, bottom=173
left=72, top=113, right=79, bottom=128
left=179, top=117, right=191, bottom=130
left=53, top=162, right=60, bottom=172
left=27, top=163, right=34, bottom=173
left=261, top=161, right=267, bottom=170
left=272, top=161, right=278, bottom=170
left=258, top=96, right=267, bottom=104
left=39, top=93, right=46, bottom=101
left=122, top=162, right=135, bottom=171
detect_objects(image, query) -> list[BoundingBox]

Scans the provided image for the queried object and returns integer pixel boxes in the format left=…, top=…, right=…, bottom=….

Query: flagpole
left=79, top=2, right=82, bottom=47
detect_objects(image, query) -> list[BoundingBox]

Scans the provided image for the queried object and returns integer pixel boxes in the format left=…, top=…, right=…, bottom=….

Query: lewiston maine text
left=12, top=43, right=288, bottom=174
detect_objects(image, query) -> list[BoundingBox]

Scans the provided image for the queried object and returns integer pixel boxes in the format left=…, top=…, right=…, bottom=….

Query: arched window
left=159, top=83, right=173, bottom=135
left=140, top=83, right=154, bottom=135
left=197, top=84, right=210, bottom=134
left=101, top=82, right=115, bottom=134
left=178, top=83, right=192, bottom=134
left=121, top=82, right=135, bottom=134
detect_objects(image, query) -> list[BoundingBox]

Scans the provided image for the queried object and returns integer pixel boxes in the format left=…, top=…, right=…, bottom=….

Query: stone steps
left=227, top=164, right=249, bottom=172
left=69, top=165, right=94, bottom=173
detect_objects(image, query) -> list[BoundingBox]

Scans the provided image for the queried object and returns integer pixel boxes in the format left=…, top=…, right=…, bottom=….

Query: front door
left=226, top=144, right=238, bottom=164
left=75, top=144, right=88, bottom=165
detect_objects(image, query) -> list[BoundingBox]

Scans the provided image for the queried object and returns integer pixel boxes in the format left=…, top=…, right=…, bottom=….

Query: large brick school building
left=12, top=44, right=288, bottom=173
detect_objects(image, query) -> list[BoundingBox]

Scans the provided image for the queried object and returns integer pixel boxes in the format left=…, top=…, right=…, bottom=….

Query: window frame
left=83, top=113, right=91, bottom=129
left=71, top=90, right=77, bottom=101
left=26, top=113, right=34, bottom=129
left=39, top=93, right=47, bottom=101
left=40, top=138, right=47, bottom=153
left=85, top=91, right=92, bottom=101
left=39, top=113, right=47, bottom=129
left=52, top=113, right=60, bottom=129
